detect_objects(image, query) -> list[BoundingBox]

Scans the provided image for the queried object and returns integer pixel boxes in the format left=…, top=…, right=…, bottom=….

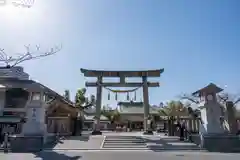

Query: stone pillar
left=226, top=101, right=238, bottom=134
left=92, top=76, right=102, bottom=135
left=196, top=119, right=200, bottom=132
left=142, top=76, right=152, bottom=134
left=22, top=91, right=46, bottom=136
left=188, top=119, right=193, bottom=132
left=0, top=90, right=6, bottom=116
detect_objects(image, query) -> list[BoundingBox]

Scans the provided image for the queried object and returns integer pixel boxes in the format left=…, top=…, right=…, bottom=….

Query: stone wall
left=9, top=135, right=44, bottom=152
left=9, top=134, right=57, bottom=152
left=203, top=134, right=240, bottom=152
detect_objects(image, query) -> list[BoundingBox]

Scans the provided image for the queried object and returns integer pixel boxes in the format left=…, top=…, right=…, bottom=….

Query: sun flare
left=1, top=4, right=27, bottom=18
left=0, top=2, right=38, bottom=24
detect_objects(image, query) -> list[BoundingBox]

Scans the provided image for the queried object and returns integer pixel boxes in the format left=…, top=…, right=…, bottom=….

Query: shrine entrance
left=80, top=68, right=164, bottom=135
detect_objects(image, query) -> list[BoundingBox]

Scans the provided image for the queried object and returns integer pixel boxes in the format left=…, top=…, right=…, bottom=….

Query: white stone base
left=21, top=121, right=46, bottom=135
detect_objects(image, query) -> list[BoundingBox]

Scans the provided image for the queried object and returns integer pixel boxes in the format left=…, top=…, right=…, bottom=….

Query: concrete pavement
left=43, top=132, right=202, bottom=151
left=1, top=150, right=240, bottom=160
left=44, top=135, right=104, bottom=150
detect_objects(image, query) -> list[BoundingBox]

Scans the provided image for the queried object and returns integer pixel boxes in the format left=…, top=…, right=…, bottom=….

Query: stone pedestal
left=22, top=106, right=46, bottom=135
left=202, top=134, right=240, bottom=152
left=9, top=135, right=44, bottom=152
left=13, top=102, right=49, bottom=152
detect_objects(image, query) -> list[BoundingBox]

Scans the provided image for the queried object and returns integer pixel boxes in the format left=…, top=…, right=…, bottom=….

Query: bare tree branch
left=0, top=44, right=62, bottom=67
left=12, top=0, right=35, bottom=8
left=218, top=92, right=240, bottom=105
left=234, top=98, right=240, bottom=105
left=179, top=94, right=199, bottom=104
left=218, top=92, right=229, bottom=102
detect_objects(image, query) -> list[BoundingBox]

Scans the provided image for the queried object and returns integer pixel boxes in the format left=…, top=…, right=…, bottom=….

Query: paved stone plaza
left=1, top=150, right=240, bottom=160
left=44, top=132, right=202, bottom=151
left=0, top=132, right=240, bottom=159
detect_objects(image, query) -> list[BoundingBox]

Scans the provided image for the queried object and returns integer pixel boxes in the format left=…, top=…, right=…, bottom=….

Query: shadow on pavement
left=142, top=136, right=240, bottom=153
left=63, top=135, right=90, bottom=142
left=141, top=137, right=202, bottom=152
left=34, top=151, right=81, bottom=160
left=42, top=136, right=64, bottom=150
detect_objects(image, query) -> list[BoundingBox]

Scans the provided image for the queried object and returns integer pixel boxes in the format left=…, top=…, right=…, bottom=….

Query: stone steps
left=102, top=136, right=147, bottom=149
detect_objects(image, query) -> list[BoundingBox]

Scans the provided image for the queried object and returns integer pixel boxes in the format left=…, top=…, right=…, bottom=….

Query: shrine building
left=0, top=66, right=81, bottom=136
left=116, top=101, right=160, bottom=130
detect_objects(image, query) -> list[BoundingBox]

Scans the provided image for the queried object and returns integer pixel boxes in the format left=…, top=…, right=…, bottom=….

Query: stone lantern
left=192, top=83, right=224, bottom=134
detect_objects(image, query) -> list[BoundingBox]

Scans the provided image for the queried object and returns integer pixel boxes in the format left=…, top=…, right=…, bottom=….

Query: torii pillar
left=142, top=76, right=151, bottom=134
left=94, top=76, right=103, bottom=135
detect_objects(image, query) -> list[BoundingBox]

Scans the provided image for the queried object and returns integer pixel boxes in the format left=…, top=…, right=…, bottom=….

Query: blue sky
left=0, top=0, right=240, bottom=107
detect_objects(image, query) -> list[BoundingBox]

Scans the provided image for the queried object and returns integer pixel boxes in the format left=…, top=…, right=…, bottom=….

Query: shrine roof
left=80, top=68, right=164, bottom=77
left=117, top=101, right=144, bottom=107
left=0, top=78, right=74, bottom=107
left=192, top=83, right=223, bottom=96
left=117, top=101, right=159, bottom=114
left=84, top=115, right=109, bottom=121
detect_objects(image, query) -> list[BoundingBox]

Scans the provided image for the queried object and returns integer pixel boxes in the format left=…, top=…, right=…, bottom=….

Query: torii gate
left=80, top=68, right=164, bottom=135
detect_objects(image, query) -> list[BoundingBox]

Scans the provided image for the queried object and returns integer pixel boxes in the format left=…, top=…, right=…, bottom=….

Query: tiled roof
left=118, top=102, right=159, bottom=114
left=84, top=115, right=109, bottom=121
left=0, top=78, right=75, bottom=108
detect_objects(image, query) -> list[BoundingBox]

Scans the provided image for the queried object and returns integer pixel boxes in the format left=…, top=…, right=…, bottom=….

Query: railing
left=184, top=128, right=192, bottom=141
left=223, top=119, right=230, bottom=132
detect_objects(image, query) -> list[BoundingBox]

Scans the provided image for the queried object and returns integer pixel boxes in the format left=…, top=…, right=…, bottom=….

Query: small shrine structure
left=0, top=66, right=79, bottom=151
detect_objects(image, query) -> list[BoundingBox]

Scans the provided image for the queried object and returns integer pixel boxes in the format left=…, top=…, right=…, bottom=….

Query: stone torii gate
left=80, top=68, right=164, bottom=135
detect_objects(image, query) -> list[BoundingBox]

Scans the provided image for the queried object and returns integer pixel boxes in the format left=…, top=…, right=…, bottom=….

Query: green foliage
left=75, top=88, right=95, bottom=109
left=75, top=88, right=86, bottom=107
left=63, top=89, right=70, bottom=100
left=158, top=100, right=188, bottom=117
left=101, top=108, right=120, bottom=124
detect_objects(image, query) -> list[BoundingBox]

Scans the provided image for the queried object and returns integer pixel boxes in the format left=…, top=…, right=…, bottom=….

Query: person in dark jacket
left=176, top=121, right=185, bottom=141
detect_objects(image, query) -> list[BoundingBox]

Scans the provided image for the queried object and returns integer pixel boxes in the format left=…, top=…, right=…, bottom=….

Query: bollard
left=199, top=134, right=204, bottom=149
left=3, top=133, right=9, bottom=153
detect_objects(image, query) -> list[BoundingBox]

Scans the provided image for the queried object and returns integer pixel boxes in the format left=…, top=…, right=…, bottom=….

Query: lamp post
left=147, top=119, right=151, bottom=130
left=145, top=116, right=153, bottom=134
left=94, top=119, right=98, bottom=131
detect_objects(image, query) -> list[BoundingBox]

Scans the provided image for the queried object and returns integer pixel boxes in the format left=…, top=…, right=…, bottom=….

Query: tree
left=179, top=94, right=202, bottom=119
left=0, top=44, right=61, bottom=67
left=101, top=109, right=120, bottom=124
left=64, top=90, right=70, bottom=101
left=75, top=88, right=95, bottom=109
left=159, top=100, right=188, bottom=117
left=9, top=0, right=35, bottom=8
left=218, top=92, right=240, bottom=105
left=180, top=94, right=199, bottom=104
